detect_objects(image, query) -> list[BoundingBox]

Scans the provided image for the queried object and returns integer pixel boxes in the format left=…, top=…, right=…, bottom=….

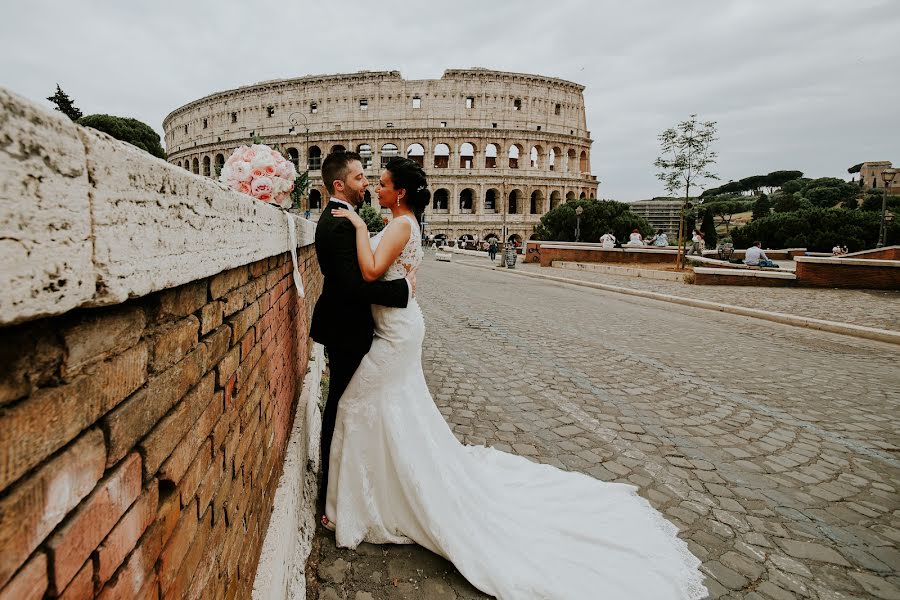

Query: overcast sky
left=2, top=0, right=898, bottom=200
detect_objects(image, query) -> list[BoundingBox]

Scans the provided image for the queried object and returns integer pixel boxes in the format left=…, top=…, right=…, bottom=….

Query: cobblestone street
left=309, top=255, right=900, bottom=600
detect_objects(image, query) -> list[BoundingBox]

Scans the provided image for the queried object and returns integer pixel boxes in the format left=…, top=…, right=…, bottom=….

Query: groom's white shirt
left=329, top=196, right=412, bottom=301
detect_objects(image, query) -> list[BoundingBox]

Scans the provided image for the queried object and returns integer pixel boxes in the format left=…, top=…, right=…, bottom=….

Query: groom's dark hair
left=322, top=151, right=363, bottom=195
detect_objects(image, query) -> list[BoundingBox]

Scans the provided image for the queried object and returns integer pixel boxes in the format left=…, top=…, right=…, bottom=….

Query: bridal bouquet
left=219, top=143, right=296, bottom=209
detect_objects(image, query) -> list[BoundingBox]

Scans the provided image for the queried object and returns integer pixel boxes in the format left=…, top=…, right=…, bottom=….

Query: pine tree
left=751, top=193, right=771, bottom=221
left=46, top=84, right=83, bottom=121
left=700, top=208, right=718, bottom=248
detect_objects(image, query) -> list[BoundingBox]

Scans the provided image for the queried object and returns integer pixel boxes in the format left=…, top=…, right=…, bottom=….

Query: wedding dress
left=325, top=215, right=707, bottom=600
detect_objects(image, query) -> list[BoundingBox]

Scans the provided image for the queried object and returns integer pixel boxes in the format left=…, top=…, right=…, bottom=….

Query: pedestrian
left=488, top=239, right=498, bottom=261
left=687, top=229, right=702, bottom=256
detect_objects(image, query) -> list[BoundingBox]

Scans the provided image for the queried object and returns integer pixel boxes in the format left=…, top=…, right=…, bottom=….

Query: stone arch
left=508, top=189, right=524, bottom=214
left=330, top=144, right=346, bottom=154
left=175, top=160, right=181, bottom=169
left=590, top=191, right=596, bottom=199
left=459, top=188, right=475, bottom=213
left=530, top=145, right=544, bottom=169
left=529, top=233, right=540, bottom=240
left=308, top=146, right=322, bottom=170
left=550, top=190, right=562, bottom=210
left=309, top=189, right=322, bottom=209
left=507, top=233, right=523, bottom=245
left=550, top=147, right=561, bottom=171
left=566, top=191, right=576, bottom=202
left=406, top=143, right=425, bottom=166
left=459, top=142, right=476, bottom=169
left=579, top=191, right=587, bottom=199
left=567, top=149, right=577, bottom=173
left=192, top=157, right=200, bottom=174
left=357, top=144, right=373, bottom=168
left=381, top=143, right=399, bottom=168
left=433, top=188, right=449, bottom=212
left=484, top=188, right=499, bottom=213
left=483, top=232, right=499, bottom=242
left=508, top=144, right=523, bottom=169
left=530, top=190, right=544, bottom=215
left=202, top=155, right=211, bottom=177
left=434, top=143, right=450, bottom=168
left=214, top=153, right=225, bottom=176
left=485, top=143, right=498, bottom=168
left=580, top=150, right=588, bottom=173
left=183, top=160, right=189, bottom=171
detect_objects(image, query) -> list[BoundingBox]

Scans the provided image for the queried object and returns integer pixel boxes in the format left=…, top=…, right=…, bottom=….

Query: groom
left=310, top=151, right=414, bottom=509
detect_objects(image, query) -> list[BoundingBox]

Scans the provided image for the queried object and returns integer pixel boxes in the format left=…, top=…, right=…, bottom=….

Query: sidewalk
left=453, top=252, right=900, bottom=334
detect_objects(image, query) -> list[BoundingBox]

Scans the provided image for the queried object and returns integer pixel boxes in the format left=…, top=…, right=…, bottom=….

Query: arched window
left=508, top=145, right=522, bottom=169
left=406, top=143, right=425, bottom=166
left=567, top=149, right=577, bottom=173
left=459, top=188, right=475, bottom=213
left=308, top=146, right=322, bottom=170
left=485, top=143, right=498, bottom=168
left=202, top=156, right=211, bottom=177
left=580, top=151, right=588, bottom=173
left=381, top=143, right=398, bottom=168
left=579, top=191, right=587, bottom=199
left=566, top=191, right=576, bottom=202
left=530, top=146, right=543, bottom=169
left=484, top=189, right=499, bottom=213
left=357, top=144, right=372, bottom=169
left=433, top=189, right=449, bottom=212
left=508, top=189, right=523, bottom=214
left=434, top=143, right=450, bottom=168
left=549, top=147, right=559, bottom=171
left=286, top=148, right=299, bottom=170
left=176, top=160, right=182, bottom=169
left=550, top=191, right=562, bottom=210
left=214, top=153, right=225, bottom=176
left=330, top=144, right=346, bottom=154
left=309, top=189, right=322, bottom=210
left=459, top=143, right=475, bottom=169
left=183, top=161, right=189, bottom=171
left=192, top=157, right=199, bottom=174
left=530, top=190, right=543, bottom=214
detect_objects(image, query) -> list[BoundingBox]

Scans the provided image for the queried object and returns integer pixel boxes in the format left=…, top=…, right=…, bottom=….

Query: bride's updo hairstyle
left=385, top=157, right=431, bottom=222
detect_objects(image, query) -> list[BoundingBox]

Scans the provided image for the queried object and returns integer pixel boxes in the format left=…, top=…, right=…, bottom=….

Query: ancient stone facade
left=163, top=69, right=599, bottom=242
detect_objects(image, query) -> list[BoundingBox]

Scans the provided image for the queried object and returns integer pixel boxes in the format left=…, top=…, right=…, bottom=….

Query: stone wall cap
left=795, top=256, right=900, bottom=267
left=694, top=267, right=796, bottom=279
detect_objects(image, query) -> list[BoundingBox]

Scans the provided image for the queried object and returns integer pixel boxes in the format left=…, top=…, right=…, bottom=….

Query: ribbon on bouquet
left=285, top=211, right=305, bottom=298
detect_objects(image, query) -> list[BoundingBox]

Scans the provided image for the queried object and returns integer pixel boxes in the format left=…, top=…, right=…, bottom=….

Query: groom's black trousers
left=319, top=345, right=368, bottom=510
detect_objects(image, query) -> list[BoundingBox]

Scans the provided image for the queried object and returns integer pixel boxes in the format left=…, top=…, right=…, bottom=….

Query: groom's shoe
left=321, top=514, right=336, bottom=532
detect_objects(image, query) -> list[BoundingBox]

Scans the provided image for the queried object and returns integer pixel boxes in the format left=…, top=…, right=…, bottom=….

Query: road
left=309, top=255, right=900, bottom=600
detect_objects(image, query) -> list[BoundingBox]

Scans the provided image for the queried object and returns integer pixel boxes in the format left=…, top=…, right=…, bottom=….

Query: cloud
left=1, top=0, right=897, bottom=200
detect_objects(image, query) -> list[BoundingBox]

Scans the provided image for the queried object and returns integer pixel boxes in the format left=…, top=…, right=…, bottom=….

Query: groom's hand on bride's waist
left=405, top=268, right=418, bottom=298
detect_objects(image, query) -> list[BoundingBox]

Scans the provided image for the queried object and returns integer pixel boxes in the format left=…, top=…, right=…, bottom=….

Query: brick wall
left=0, top=247, right=322, bottom=599
left=539, top=246, right=677, bottom=267
left=794, top=261, right=900, bottom=290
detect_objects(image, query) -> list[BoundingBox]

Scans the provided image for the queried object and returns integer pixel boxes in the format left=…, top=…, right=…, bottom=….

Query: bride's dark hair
left=385, top=157, right=430, bottom=222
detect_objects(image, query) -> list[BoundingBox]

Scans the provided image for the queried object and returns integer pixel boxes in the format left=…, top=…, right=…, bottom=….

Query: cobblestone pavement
left=309, top=255, right=900, bottom=600
left=485, top=255, right=900, bottom=332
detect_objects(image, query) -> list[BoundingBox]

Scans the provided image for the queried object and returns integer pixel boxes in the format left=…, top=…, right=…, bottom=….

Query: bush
left=861, top=191, right=900, bottom=212
left=751, top=194, right=771, bottom=220
left=359, top=204, right=386, bottom=233
left=772, top=193, right=813, bottom=213
left=730, top=208, right=898, bottom=252
left=535, top=199, right=652, bottom=242
left=77, top=114, right=166, bottom=159
left=700, top=208, right=717, bottom=247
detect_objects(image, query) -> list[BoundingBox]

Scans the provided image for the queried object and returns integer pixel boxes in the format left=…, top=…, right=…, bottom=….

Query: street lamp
left=288, top=112, right=311, bottom=212
left=877, top=168, right=896, bottom=248
left=575, top=205, right=584, bottom=241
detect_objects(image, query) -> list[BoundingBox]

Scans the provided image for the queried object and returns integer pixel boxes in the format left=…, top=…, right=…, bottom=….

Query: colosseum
left=163, top=68, right=598, bottom=244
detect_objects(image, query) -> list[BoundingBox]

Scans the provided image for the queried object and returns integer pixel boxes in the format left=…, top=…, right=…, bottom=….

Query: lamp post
left=575, top=205, right=584, bottom=242
left=288, top=112, right=310, bottom=211
left=877, top=168, right=896, bottom=248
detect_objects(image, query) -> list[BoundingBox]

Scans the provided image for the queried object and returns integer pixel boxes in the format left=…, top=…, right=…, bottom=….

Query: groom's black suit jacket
left=310, top=200, right=410, bottom=354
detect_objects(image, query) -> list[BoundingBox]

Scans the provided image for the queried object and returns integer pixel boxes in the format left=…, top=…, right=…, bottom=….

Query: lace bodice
left=369, top=214, right=423, bottom=281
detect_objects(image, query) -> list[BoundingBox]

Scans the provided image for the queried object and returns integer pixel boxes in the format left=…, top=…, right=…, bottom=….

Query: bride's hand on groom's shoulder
left=332, top=208, right=365, bottom=230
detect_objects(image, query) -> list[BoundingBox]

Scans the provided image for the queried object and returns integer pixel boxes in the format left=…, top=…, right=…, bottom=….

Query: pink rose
left=252, top=168, right=265, bottom=178
left=242, top=148, right=257, bottom=161
left=263, top=165, right=276, bottom=176
left=276, top=161, right=295, bottom=179
left=251, top=176, right=274, bottom=198
left=257, top=193, right=272, bottom=202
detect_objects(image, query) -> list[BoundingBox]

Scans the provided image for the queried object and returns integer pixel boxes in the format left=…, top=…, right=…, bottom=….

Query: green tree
left=291, top=171, right=310, bottom=211
left=861, top=190, right=900, bottom=212
left=700, top=208, right=718, bottom=248
left=731, top=208, right=898, bottom=252
left=47, top=84, right=83, bottom=121
left=534, top=200, right=651, bottom=242
left=752, top=193, right=772, bottom=220
left=764, top=170, right=804, bottom=189
left=738, top=175, right=767, bottom=195
left=772, top=193, right=813, bottom=213
left=780, top=178, right=809, bottom=195
left=77, top=114, right=166, bottom=159
left=359, top=204, right=386, bottom=233
left=801, top=177, right=859, bottom=208
left=654, top=114, right=719, bottom=267
left=704, top=198, right=753, bottom=232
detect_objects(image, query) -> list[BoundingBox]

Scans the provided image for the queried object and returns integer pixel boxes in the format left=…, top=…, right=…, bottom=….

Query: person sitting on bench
left=744, top=241, right=778, bottom=268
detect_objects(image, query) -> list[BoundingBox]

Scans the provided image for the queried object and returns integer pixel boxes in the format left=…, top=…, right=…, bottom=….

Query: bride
left=326, top=157, right=707, bottom=600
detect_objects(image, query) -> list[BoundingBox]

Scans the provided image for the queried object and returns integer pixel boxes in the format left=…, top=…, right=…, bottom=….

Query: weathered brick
left=216, top=346, right=240, bottom=389
left=136, top=575, right=159, bottom=600
left=209, top=266, right=247, bottom=300
left=156, top=280, right=207, bottom=320
left=0, top=429, right=105, bottom=589
left=158, top=388, right=221, bottom=485
left=97, top=484, right=159, bottom=585
left=46, top=453, right=142, bottom=592
left=164, top=508, right=212, bottom=600
left=199, top=301, right=223, bottom=336
left=226, top=301, right=259, bottom=345
left=156, top=489, right=181, bottom=548
left=222, top=281, right=256, bottom=317
left=103, top=345, right=206, bottom=468
left=60, top=305, right=146, bottom=379
left=201, top=325, right=231, bottom=371
left=196, top=449, right=225, bottom=518
left=0, top=321, right=64, bottom=407
left=178, top=441, right=212, bottom=508
left=240, top=330, right=255, bottom=361
left=96, top=520, right=163, bottom=600
left=0, top=344, right=147, bottom=493
left=58, top=559, right=93, bottom=600
left=0, top=551, right=47, bottom=600
left=158, top=499, right=199, bottom=592
left=149, top=316, right=200, bottom=373
left=139, top=372, right=215, bottom=478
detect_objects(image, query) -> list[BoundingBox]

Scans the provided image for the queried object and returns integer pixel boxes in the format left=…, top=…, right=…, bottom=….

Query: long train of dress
left=325, top=217, right=707, bottom=599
